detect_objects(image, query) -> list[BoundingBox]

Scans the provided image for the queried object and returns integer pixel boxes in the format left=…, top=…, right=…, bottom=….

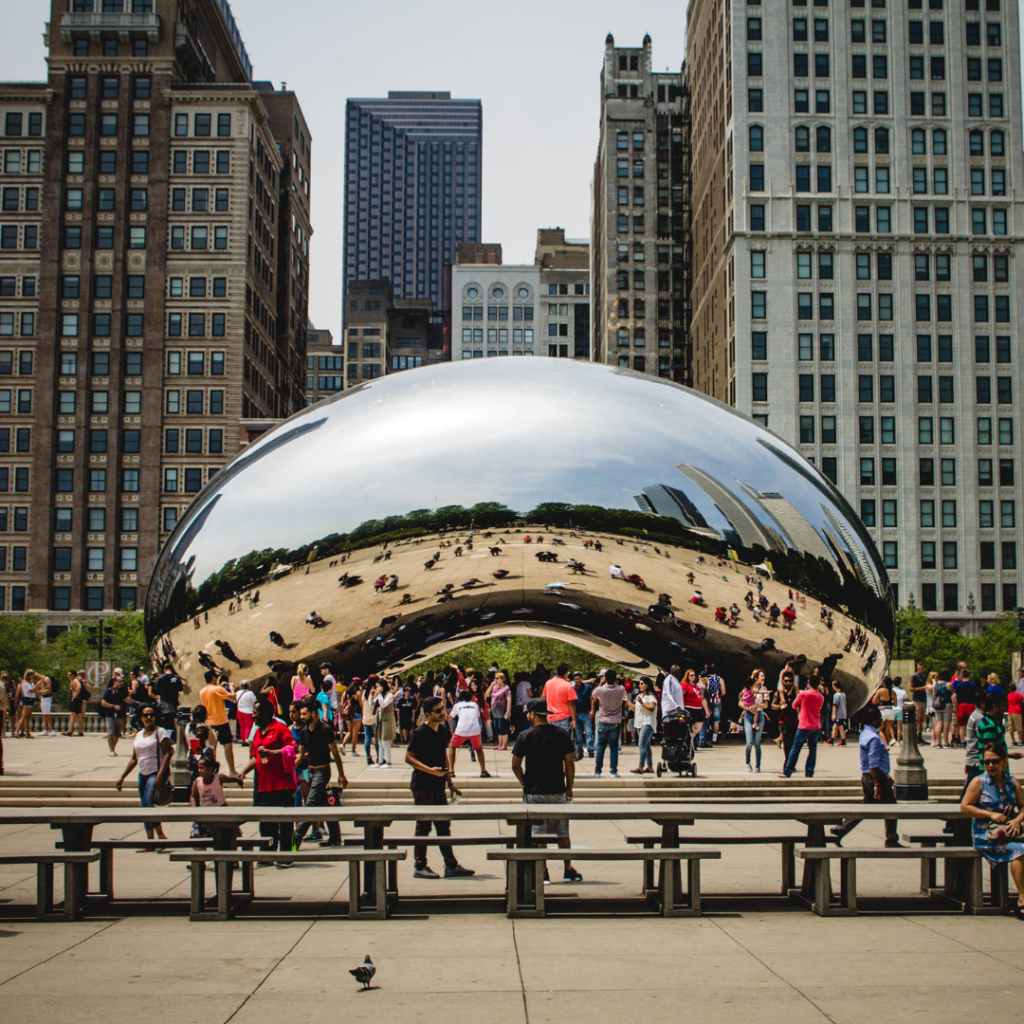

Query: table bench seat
left=901, top=832, right=1010, bottom=913
left=0, top=851, right=101, bottom=921
left=798, top=846, right=983, bottom=916
left=488, top=847, right=720, bottom=918
left=168, top=849, right=406, bottom=921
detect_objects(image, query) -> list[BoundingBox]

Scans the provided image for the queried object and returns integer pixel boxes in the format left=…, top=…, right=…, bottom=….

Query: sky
left=3, top=0, right=688, bottom=341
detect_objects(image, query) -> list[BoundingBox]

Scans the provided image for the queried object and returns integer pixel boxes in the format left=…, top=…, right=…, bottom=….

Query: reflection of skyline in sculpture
left=821, top=506, right=883, bottom=597
left=675, top=464, right=782, bottom=551
left=635, top=485, right=719, bottom=539
left=739, top=483, right=841, bottom=578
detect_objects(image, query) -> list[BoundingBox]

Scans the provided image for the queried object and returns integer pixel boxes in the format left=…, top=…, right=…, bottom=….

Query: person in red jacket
left=239, top=700, right=297, bottom=858
left=778, top=678, right=825, bottom=778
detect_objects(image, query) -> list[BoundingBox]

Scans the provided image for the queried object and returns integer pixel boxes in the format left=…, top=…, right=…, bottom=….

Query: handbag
left=986, top=799, right=1019, bottom=843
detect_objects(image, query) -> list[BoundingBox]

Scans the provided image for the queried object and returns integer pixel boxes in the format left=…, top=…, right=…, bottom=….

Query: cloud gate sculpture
left=145, top=360, right=894, bottom=716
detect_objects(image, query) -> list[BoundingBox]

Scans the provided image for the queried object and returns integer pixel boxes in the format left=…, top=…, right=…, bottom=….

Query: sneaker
left=746, top=763, right=753, bottom=772
left=318, top=840, right=341, bottom=847
left=275, top=862, right=294, bottom=869
left=413, top=865, right=440, bottom=879
left=823, top=739, right=833, bottom=746
left=592, top=771, right=601, bottom=778
left=308, top=830, right=323, bottom=842
left=753, top=767, right=760, bottom=773
left=444, top=864, right=475, bottom=877
left=562, top=867, right=583, bottom=883
left=884, top=841, right=905, bottom=849
left=610, top=771, right=620, bottom=779
left=776, top=772, right=791, bottom=778
left=839, top=740, right=847, bottom=746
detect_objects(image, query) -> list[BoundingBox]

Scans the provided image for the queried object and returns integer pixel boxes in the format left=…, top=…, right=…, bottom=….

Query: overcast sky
left=5, top=0, right=687, bottom=339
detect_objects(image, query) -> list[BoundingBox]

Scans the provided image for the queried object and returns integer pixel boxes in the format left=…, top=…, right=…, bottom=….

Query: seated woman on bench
left=961, top=741, right=1024, bottom=920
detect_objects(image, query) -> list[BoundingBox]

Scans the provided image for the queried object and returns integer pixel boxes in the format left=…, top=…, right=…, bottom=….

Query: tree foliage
left=896, top=606, right=1020, bottom=684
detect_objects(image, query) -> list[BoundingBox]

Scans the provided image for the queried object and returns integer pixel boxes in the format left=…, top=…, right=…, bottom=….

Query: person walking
left=778, top=677, right=824, bottom=778
left=511, top=698, right=582, bottom=884
left=64, top=671, right=87, bottom=737
left=235, top=681, right=257, bottom=746
left=238, top=700, right=298, bottom=861
left=830, top=705, right=902, bottom=848
left=571, top=672, right=595, bottom=760
left=200, top=674, right=237, bottom=775
left=360, top=680, right=378, bottom=765
left=772, top=671, right=798, bottom=757
left=100, top=674, right=127, bottom=756
left=294, top=698, right=348, bottom=849
left=115, top=705, right=173, bottom=843
left=404, top=696, right=474, bottom=879
left=960, top=742, right=1024, bottom=918
left=14, top=671, right=36, bottom=738
left=542, top=663, right=577, bottom=737
left=627, top=677, right=658, bottom=774
left=0, top=676, right=8, bottom=773
left=591, top=669, right=627, bottom=779
left=930, top=671, right=953, bottom=748
left=661, top=664, right=684, bottom=717
left=698, top=666, right=726, bottom=747
left=740, top=672, right=764, bottom=773
left=448, top=688, right=490, bottom=778
left=291, top=663, right=315, bottom=703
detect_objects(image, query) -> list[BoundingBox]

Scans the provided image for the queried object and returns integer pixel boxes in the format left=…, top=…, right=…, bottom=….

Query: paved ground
left=0, top=733, right=1015, bottom=1024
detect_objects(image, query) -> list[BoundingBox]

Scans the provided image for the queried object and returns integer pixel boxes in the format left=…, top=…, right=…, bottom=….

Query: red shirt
left=251, top=720, right=296, bottom=792
left=793, top=689, right=825, bottom=730
left=681, top=681, right=703, bottom=708
left=1008, top=692, right=1023, bottom=716
left=543, top=676, right=577, bottom=722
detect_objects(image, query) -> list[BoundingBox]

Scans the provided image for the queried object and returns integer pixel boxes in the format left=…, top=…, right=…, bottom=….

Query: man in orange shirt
left=200, top=672, right=237, bottom=775
left=542, top=663, right=577, bottom=735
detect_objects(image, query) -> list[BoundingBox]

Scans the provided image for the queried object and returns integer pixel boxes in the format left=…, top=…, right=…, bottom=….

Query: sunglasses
left=982, top=758, right=1003, bottom=765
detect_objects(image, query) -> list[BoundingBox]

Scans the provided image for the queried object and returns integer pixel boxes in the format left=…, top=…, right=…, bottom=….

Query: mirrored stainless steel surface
left=145, top=361, right=893, bottom=714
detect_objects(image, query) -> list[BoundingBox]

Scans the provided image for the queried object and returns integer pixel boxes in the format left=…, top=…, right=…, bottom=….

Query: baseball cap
left=526, top=698, right=549, bottom=716
left=320, top=662, right=332, bottom=669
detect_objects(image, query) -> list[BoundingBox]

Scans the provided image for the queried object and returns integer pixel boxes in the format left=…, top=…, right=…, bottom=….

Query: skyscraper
left=343, top=92, right=482, bottom=311
left=0, top=0, right=311, bottom=626
left=591, top=35, right=691, bottom=383
left=686, top=0, right=1024, bottom=630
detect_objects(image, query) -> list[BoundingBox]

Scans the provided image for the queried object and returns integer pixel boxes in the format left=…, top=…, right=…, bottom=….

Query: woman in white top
left=372, top=679, right=397, bottom=768
left=627, top=678, right=659, bottom=773
left=115, top=705, right=174, bottom=842
left=15, top=672, right=37, bottom=738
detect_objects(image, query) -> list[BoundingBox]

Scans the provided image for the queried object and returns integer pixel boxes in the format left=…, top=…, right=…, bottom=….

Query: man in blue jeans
left=777, top=676, right=824, bottom=777
left=592, top=669, right=627, bottom=778
left=573, top=672, right=595, bottom=758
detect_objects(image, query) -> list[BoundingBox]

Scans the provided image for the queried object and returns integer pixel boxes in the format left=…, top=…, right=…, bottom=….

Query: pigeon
left=350, top=954, right=375, bottom=990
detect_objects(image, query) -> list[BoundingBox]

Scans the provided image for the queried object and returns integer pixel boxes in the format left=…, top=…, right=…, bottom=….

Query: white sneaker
left=746, top=763, right=753, bottom=772
left=754, top=767, right=761, bottom=773
left=610, top=771, right=620, bottom=779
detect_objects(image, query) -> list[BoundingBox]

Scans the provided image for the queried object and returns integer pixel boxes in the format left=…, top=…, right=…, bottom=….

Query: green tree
left=896, top=606, right=1019, bottom=684
left=0, top=615, right=44, bottom=679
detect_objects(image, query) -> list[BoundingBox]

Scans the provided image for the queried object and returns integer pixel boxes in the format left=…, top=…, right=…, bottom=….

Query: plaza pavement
left=1, top=732, right=1019, bottom=1023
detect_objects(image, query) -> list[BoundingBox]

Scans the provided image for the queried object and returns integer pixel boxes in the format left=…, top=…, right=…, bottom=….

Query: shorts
left=212, top=722, right=234, bottom=745
left=894, top=709, right=903, bottom=722
left=70, top=697, right=83, bottom=714
left=450, top=732, right=482, bottom=751
left=833, top=718, right=847, bottom=727
left=880, top=707, right=895, bottom=722
left=932, top=705, right=953, bottom=723
left=706, top=703, right=722, bottom=723
left=1007, top=713, right=1022, bottom=734
left=40, top=697, right=52, bottom=715
left=105, top=716, right=120, bottom=738
left=525, top=792, right=569, bottom=838
left=19, top=698, right=35, bottom=708
left=494, top=716, right=509, bottom=735
left=957, top=703, right=976, bottom=725
left=685, top=707, right=705, bottom=723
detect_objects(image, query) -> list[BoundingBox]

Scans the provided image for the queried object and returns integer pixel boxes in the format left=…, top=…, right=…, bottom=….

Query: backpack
left=79, top=679, right=91, bottom=700
left=706, top=676, right=722, bottom=702
left=932, top=682, right=948, bottom=711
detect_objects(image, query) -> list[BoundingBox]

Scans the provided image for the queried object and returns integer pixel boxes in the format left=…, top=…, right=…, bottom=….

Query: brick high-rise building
left=0, top=1, right=312, bottom=628
left=343, top=91, right=482, bottom=312
left=685, top=0, right=1024, bottom=630
left=591, top=34, right=691, bottom=384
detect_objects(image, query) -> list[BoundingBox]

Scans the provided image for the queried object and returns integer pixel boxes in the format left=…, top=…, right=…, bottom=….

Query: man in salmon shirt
left=778, top=676, right=825, bottom=778
left=200, top=672, right=237, bottom=775
left=239, top=700, right=297, bottom=859
left=542, top=663, right=578, bottom=735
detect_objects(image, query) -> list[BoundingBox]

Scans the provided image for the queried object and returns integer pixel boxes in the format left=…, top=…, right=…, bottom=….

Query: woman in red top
left=681, top=669, right=708, bottom=738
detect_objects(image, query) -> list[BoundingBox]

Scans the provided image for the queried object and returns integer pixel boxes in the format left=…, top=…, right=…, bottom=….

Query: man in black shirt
left=396, top=686, right=419, bottom=744
left=153, top=664, right=184, bottom=708
left=404, top=696, right=474, bottom=879
left=295, top=698, right=347, bottom=847
left=100, top=676, right=127, bottom=757
left=909, top=661, right=928, bottom=742
left=511, top=698, right=581, bottom=883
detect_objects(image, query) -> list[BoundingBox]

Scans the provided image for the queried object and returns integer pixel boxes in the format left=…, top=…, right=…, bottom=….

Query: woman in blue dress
left=961, top=741, right=1024, bottom=918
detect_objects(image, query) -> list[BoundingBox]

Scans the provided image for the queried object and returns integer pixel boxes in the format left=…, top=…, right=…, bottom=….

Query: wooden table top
left=0, top=802, right=965, bottom=828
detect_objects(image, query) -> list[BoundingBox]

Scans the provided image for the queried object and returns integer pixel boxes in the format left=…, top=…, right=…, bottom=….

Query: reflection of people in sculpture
left=215, top=640, right=243, bottom=666
left=306, top=611, right=326, bottom=628
left=387, top=575, right=398, bottom=591
left=686, top=572, right=695, bottom=584
left=374, top=575, right=388, bottom=593
left=492, top=569, right=510, bottom=580
left=782, top=604, right=797, bottom=629
left=399, top=593, right=413, bottom=605
left=690, top=590, right=705, bottom=607
left=269, top=631, right=286, bottom=647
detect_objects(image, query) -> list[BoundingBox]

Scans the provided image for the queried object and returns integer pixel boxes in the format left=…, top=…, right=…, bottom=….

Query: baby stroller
left=656, top=709, right=696, bottom=777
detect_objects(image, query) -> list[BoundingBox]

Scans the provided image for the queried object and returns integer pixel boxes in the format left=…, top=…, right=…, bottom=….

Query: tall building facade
left=305, top=323, right=339, bottom=404
left=686, top=0, right=1024, bottom=629
left=591, top=34, right=691, bottom=384
left=451, top=231, right=591, bottom=361
left=343, top=92, right=482, bottom=312
left=0, top=0, right=311, bottom=627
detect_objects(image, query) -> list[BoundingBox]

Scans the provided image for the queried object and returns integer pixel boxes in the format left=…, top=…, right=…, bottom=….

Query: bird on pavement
left=350, top=954, right=375, bottom=989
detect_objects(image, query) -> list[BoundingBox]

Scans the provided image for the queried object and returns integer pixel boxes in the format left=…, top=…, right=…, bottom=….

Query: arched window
left=932, top=128, right=947, bottom=155
left=816, top=126, right=831, bottom=153
left=749, top=125, right=764, bottom=152
left=991, top=129, right=1005, bottom=156
left=911, top=129, right=926, bottom=154
left=969, top=129, right=984, bottom=156
left=794, top=126, right=809, bottom=152
left=853, top=127, right=868, bottom=153
left=874, top=127, right=889, bottom=154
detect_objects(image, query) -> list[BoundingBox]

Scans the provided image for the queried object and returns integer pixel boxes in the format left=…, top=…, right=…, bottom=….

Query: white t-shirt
left=451, top=700, right=482, bottom=737
left=633, top=693, right=658, bottom=731
left=134, top=727, right=170, bottom=775
left=236, top=689, right=257, bottom=715
left=893, top=686, right=907, bottom=711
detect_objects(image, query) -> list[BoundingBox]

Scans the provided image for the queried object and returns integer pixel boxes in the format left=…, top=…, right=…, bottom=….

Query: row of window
left=1, top=185, right=40, bottom=211
left=0, top=276, right=35, bottom=298
left=66, top=150, right=149, bottom=176
left=47, top=587, right=139, bottom=613
left=171, top=188, right=230, bottom=213
left=53, top=547, right=139, bottom=572
left=173, top=113, right=233, bottom=139
left=0, top=313, right=35, bottom=337
left=164, top=428, right=224, bottom=454
left=800, top=412, right=1015, bottom=447
left=747, top=86, right=1004, bottom=120
left=758, top=332, right=1013, bottom=365
left=460, top=330, right=535, bottom=346
left=460, top=305, right=535, bottom=321
left=0, top=150, right=41, bottom=174
left=0, top=225, right=38, bottom=249
left=750, top=202, right=1011, bottom=236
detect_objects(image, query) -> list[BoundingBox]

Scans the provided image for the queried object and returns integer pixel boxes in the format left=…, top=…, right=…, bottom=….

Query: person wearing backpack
left=930, top=671, right=953, bottom=748
left=698, top=666, right=726, bottom=747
